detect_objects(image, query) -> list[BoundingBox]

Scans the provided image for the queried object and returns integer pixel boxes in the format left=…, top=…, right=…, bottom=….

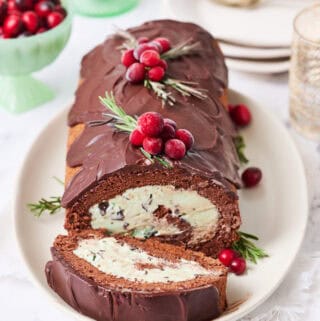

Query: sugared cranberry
left=229, top=104, right=252, bottom=127
left=15, top=0, right=33, bottom=11
left=218, top=249, right=237, bottom=267
left=3, top=15, right=23, bottom=38
left=148, top=66, right=165, bottom=82
left=35, top=1, right=54, bottom=17
left=143, top=137, right=163, bottom=155
left=54, top=5, right=67, bottom=17
left=137, top=112, right=164, bottom=137
left=148, top=41, right=162, bottom=52
left=165, top=139, right=186, bottom=160
left=140, top=50, right=161, bottom=67
left=47, top=11, right=63, bottom=28
left=0, top=2, right=7, bottom=25
left=22, top=11, right=39, bottom=33
left=230, top=257, right=246, bottom=275
left=138, top=36, right=149, bottom=44
left=153, top=37, right=171, bottom=53
left=129, top=129, right=146, bottom=147
left=164, top=118, right=177, bottom=129
left=157, top=59, right=168, bottom=71
left=126, top=63, right=145, bottom=84
left=161, top=124, right=176, bottom=141
left=175, top=129, right=194, bottom=150
left=242, top=167, right=262, bottom=188
left=133, top=43, right=159, bottom=60
left=121, top=49, right=136, bottom=67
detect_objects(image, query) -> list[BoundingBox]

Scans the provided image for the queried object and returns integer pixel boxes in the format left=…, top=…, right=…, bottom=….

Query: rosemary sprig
left=28, top=196, right=62, bottom=218
left=144, top=79, right=176, bottom=106
left=140, top=148, right=172, bottom=169
left=115, top=28, right=138, bottom=50
left=97, top=92, right=172, bottom=168
left=232, top=231, right=268, bottom=264
left=234, top=135, right=249, bottom=164
left=164, top=78, right=208, bottom=100
left=161, top=39, right=200, bottom=60
left=99, top=92, right=137, bottom=133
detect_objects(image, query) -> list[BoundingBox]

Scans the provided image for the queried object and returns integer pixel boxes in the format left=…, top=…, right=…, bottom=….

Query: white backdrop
left=0, top=1, right=319, bottom=320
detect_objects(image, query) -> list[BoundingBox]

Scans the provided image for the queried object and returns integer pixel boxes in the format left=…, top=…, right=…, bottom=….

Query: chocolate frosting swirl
left=62, top=20, right=240, bottom=208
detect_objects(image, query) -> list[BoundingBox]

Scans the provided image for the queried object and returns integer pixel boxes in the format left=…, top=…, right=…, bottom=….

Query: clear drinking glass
left=289, top=4, right=320, bottom=140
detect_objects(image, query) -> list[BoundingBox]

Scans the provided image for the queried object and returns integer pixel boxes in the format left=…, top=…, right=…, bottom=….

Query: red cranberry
left=137, top=112, right=164, bottom=137
left=148, top=66, right=165, bottom=82
left=47, top=11, right=63, bottom=28
left=15, top=0, right=33, bottom=11
left=164, top=118, right=177, bottom=129
left=7, top=1, right=19, bottom=11
left=133, top=43, right=159, bottom=60
left=165, top=139, right=186, bottom=160
left=3, top=15, right=23, bottom=38
left=126, top=62, right=145, bottom=83
left=36, top=26, right=47, bottom=33
left=158, top=59, right=168, bottom=71
left=140, top=50, right=161, bottom=67
left=121, top=49, right=136, bottom=67
left=54, top=5, right=67, bottom=17
left=161, top=124, right=176, bottom=141
left=0, top=2, right=7, bottom=25
left=218, top=249, right=237, bottom=267
left=230, top=257, right=246, bottom=275
left=143, top=137, right=163, bottom=155
left=175, top=129, right=194, bottom=150
left=35, top=1, right=54, bottom=17
left=138, top=36, right=149, bottom=44
left=22, top=11, right=39, bottom=33
left=153, top=37, right=171, bottom=53
left=129, top=129, right=145, bottom=147
left=242, top=167, right=262, bottom=188
left=229, top=104, right=252, bottom=127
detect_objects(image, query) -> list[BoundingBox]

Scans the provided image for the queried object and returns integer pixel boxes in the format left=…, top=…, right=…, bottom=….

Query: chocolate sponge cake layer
left=61, top=20, right=241, bottom=257
left=46, top=231, right=227, bottom=321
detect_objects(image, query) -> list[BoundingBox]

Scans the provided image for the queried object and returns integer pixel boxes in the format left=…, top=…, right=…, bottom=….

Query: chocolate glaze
left=62, top=20, right=240, bottom=208
left=46, top=247, right=223, bottom=321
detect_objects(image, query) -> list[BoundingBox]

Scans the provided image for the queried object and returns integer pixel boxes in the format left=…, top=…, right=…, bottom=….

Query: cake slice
left=46, top=230, right=228, bottom=321
left=61, top=20, right=242, bottom=257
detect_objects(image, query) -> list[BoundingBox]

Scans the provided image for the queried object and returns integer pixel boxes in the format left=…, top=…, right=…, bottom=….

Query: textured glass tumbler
left=289, top=4, right=320, bottom=140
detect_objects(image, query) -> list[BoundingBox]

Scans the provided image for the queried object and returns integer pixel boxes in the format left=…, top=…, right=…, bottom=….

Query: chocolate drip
left=62, top=20, right=240, bottom=208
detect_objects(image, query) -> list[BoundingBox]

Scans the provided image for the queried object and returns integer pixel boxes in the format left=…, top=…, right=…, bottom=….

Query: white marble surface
left=0, top=1, right=320, bottom=320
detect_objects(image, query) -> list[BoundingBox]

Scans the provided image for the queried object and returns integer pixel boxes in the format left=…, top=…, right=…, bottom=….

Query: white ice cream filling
left=89, top=185, right=220, bottom=243
left=73, top=237, right=218, bottom=283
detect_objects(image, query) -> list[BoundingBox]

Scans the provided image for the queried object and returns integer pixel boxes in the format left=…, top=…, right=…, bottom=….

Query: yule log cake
left=46, top=231, right=228, bottom=321
left=61, top=20, right=241, bottom=258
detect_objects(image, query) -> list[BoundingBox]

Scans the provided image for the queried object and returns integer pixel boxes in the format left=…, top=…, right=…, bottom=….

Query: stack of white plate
left=163, top=0, right=314, bottom=74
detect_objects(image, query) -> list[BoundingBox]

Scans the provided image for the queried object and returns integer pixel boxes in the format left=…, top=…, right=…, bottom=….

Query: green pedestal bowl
left=0, top=12, right=72, bottom=114
left=70, top=0, right=138, bottom=17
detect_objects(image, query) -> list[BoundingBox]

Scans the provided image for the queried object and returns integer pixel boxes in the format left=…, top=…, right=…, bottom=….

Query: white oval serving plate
left=14, top=89, right=308, bottom=321
left=226, top=57, right=290, bottom=74
left=163, top=0, right=314, bottom=48
left=219, top=41, right=291, bottom=59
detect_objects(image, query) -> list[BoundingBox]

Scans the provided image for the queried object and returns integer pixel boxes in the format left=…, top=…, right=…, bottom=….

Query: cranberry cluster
left=129, top=112, right=194, bottom=160
left=228, top=103, right=262, bottom=188
left=218, top=249, right=246, bottom=275
left=121, top=37, right=171, bottom=84
left=0, top=0, right=67, bottom=39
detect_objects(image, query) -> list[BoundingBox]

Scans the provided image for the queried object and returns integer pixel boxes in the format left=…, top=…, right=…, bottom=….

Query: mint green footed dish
left=0, top=8, right=72, bottom=114
left=70, top=0, right=138, bottom=17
